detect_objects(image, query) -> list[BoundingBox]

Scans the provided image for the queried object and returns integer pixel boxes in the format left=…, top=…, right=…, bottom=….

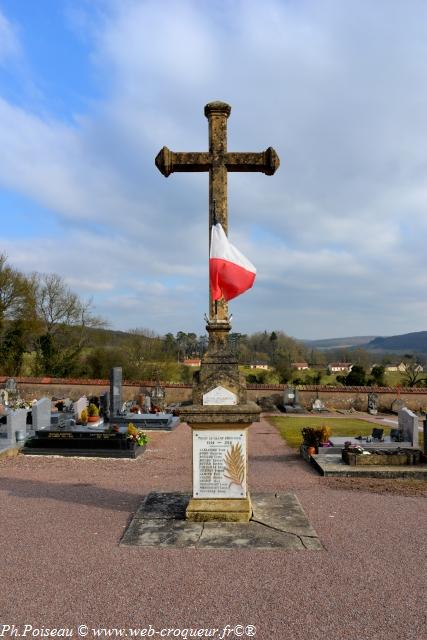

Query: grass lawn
left=267, top=416, right=392, bottom=449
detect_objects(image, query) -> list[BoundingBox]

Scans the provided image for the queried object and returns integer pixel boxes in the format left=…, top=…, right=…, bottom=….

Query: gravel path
left=0, top=417, right=426, bottom=640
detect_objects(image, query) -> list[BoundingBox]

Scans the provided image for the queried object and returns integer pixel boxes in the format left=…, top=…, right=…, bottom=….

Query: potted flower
left=87, top=403, right=100, bottom=423
left=80, top=408, right=88, bottom=425
left=318, top=425, right=331, bottom=447
left=301, top=427, right=318, bottom=456
left=127, top=423, right=149, bottom=448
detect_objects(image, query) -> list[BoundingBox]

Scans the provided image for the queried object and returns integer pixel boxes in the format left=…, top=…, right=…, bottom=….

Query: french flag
left=210, top=223, right=256, bottom=301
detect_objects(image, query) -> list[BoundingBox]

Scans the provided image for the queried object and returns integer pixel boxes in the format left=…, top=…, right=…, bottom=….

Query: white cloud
left=0, top=10, right=21, bottom=64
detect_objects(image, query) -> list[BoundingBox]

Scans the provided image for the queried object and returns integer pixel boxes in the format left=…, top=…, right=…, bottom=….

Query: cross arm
left=155, top=146, right=211, bottom=177
left=225, top=147, right=280, bottom=175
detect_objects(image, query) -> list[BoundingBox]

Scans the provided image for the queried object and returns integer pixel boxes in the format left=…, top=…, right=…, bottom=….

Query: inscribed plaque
left=193, top=429, right=247, bottom=498
left=202, top=386, right=237, bottom=406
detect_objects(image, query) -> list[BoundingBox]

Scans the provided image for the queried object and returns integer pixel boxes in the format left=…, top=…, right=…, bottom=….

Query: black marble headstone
left=100, top=391, right=110, bottom=417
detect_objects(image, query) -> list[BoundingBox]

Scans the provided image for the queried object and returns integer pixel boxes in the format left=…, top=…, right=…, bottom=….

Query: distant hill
left=366, top=331, right=427, bottom=353
left=303, top=336, right=376, bottom=350
left=302, top=331, right=427, bottom=354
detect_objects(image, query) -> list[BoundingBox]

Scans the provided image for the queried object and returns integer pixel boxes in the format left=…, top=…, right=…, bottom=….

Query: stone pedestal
left=181, top=377, right=260, bottom=522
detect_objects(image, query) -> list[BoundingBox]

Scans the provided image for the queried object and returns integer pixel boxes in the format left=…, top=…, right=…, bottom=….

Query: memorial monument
left=156, top=101, right=279, bottom=521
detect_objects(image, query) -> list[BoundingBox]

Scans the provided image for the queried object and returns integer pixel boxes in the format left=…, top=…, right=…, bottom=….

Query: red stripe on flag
left=210, top=257, right=256, bottom=301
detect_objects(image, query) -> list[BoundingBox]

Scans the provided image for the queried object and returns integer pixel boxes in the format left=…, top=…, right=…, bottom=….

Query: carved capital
left=204, top=101, right=231, bottom=118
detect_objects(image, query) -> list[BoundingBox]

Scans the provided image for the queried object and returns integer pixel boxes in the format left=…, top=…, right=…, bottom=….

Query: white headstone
left=74, top=396, right=88, bottom=421
left=398, top=407, right=419, bottom=447
left=312, top=399, right=325, bottom=411
left=144, top=395, right=151, bottom=412
left=202, top=386, right=237, bottom=406
left=193, top=429, right=247, bottom=498
left=6, top=409, right=27, bottom=443
left=32, top=397, right=52, bottom=431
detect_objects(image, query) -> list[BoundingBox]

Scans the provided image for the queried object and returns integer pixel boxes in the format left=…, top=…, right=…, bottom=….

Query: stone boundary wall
left=247, top=384, right=427, bottom=413
left=0, top=376, right=193, bottom=405
left=2, top=377, right=427, bottom=413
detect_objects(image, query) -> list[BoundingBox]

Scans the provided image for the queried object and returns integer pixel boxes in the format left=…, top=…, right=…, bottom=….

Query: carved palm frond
left=223, top=443, right=245, bottom=488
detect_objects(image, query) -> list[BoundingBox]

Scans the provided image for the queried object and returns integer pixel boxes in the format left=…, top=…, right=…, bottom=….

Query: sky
left=0, top=0, right=426, bottom=340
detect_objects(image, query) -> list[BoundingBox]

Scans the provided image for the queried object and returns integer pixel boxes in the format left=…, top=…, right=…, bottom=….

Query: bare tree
left=401, top=361, right=427, bottom=388
left=34, top=273, right=105, bottom=376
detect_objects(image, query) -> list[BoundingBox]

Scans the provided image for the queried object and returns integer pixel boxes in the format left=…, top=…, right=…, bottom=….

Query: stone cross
left=155, top=101, right=280, bottom=322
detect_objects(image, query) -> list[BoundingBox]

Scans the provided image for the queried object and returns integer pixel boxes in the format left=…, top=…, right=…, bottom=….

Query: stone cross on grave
left=155, top=102, right=280, bottom=523
left=155, top=101, right=280, bottom=324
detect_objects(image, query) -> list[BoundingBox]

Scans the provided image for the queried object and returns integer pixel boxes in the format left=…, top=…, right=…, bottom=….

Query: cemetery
left=1, top=86, right=426, bottom=636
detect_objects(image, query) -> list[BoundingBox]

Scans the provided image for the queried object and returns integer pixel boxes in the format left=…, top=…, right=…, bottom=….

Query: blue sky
left=0, top=0, right=427, bottom=339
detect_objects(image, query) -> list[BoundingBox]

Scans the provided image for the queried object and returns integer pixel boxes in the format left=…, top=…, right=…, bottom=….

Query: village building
left=384, top=360, right=424, bottom=373
left=248, top=361, right=270, bottom=370
left=327, top=362, right=353, bottom=374
left=291, top=362, right=310, bottom=370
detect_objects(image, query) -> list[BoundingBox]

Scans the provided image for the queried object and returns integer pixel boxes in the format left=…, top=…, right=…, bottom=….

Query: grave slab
left=121, top=491, right=323, bottom=550
left=312, top=453, right=427, bottom=479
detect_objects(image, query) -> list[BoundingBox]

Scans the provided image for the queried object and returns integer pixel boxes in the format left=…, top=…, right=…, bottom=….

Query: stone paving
left=122, top=491, right=323, bottom=550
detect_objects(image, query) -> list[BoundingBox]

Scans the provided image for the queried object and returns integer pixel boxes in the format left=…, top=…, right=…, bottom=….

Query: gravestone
left=0, top=389, right=9, bottom=405
left=6, top=409, right=27, bottom=443
left=5, top=378, right=17, bottom=395
left=284, top=386, right=295, bottom=405
left=110, top=367, right=122, bottom=416
left=312, top=398, right=326, bottom=412
left=283, top=385, right=304, bottom=413
left=74, top=396, right=88, bottom=422
left=32, top=398, right=52, bottom=431
left=156, top=101, right=279, bottom=522
left=144, top=395, right=151, bottom=412
left=368, top=393, right=379, bottom=415
left=398, top=407, right=419, bottom=447
left=100, top=391, right=110, bottom=417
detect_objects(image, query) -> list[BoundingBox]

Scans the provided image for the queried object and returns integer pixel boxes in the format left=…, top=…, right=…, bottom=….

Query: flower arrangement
left=9, top=400, right=32, bottom=410
left=319, top=425, right=331, bottom=442
left=127, top=423, right=149, bottom=447
left=301, top=427, right=318, bottom=446
left=345, top=444, right=371, bottom=455
left=87, top=403, right=99, bottom=417
left=301, top=425, right=332, bottom=446
left=80, top=408, right=88, bottom=424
